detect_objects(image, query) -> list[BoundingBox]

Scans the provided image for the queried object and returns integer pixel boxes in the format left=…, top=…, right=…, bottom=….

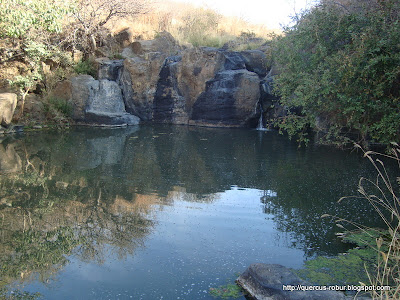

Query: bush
left=272, top=0, right=400, bottom=147
left=73, top=59, right=97, bottom=78
left=48, top=97, right=72, bottom=117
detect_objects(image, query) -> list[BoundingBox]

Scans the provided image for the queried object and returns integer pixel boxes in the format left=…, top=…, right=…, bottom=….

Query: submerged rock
left=237, top=264, right=346, bottom=300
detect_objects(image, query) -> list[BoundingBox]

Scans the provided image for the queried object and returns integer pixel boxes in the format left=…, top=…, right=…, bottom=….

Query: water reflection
left=0, top=125, right=384, bottom=297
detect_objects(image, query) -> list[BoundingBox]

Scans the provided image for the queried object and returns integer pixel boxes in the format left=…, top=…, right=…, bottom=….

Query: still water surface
left=0, top=125, right=383, bottom=299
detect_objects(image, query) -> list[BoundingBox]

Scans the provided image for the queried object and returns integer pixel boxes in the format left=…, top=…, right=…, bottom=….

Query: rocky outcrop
left=96, top=58, right=124, bottom=81
left=0, top=93, right=17, bottom=127
left=148, top=47, right=268, bottom=126
left=62, top=33, right=284, bottom=128
left=120, top=53, right=167, bottom=120
left=190, top=70, right=260, bottom=127
left=237, top=264, right=346, bottom=300
left=240, top=50, right=269, bottom=77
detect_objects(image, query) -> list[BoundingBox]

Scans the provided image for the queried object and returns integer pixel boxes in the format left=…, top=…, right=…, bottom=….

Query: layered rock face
left=62, top=32, right=282, bottom=127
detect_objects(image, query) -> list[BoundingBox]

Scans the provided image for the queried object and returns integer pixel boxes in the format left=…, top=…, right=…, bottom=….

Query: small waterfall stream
left=256, top=104, right=269, bottom=131
left=257, top=108, right=264, bottom=130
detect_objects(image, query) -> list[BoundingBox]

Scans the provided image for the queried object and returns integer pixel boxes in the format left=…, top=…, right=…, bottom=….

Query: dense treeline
left=272, top=0, right=400, bottom=146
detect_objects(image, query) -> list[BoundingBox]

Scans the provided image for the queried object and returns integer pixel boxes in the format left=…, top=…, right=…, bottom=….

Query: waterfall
left=257, top=111, right=264, bottom=130
left=256, top=103, right=270, bottom=131
left=257, top=104, right=265, bottom=130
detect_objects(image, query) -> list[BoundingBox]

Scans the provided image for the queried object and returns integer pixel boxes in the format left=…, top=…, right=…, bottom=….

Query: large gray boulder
left=237, top=264, right=346, bottom=300
left=67, top=75, right=139, bottom=126
left=0, top=93, right=17, bottom=127
left=85, top=79, right=140, bottom=126
left=69, top=75, right=97, bottom=121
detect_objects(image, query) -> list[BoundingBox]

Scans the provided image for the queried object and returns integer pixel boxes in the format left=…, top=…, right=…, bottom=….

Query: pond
left=0, top=125, right=385, bottom=299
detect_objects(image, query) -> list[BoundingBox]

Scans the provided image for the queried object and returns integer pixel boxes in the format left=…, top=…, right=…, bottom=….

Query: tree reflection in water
left=0, top=125, right=390, bottom=295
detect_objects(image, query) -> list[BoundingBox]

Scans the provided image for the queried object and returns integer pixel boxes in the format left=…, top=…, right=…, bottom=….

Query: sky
left=173, top=0, right=318, bottom=29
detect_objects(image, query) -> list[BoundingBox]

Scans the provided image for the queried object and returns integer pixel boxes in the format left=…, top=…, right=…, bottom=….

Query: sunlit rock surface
left=0, top=93, right=17, bottom=127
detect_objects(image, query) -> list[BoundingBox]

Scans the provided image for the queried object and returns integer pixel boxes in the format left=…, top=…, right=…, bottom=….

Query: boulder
left=237, top=264, right=346, bottom=300
left=86, top=79, right=140, bottom=126
left=114, top=28, right=133, bottom=47
left=69, top=75, right=98, bottom=121
left=241, top=50, right=268, bottom=77
left=22, top=94, right=46, bottom=124
left=221, top=51, right=247, bottom=70
left=0, top=93, right=17, bottom=127
left=66, top=75, right=139, bottom=126
left=190, top=70, right=260, bottom=127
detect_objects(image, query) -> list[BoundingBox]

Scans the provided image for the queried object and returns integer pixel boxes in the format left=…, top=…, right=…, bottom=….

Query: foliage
left=209, top=283, right=242, bottom=299
left=73, top=59, right=97, bottom=78
left=45, top=97, right=73, bottom=118
left=272, top=0, right=400, bottom=146
left=0, top=0, right=71, bottom=39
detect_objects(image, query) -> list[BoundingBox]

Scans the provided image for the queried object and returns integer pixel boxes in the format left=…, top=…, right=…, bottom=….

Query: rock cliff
left=61, top=32, right=283, bottom=127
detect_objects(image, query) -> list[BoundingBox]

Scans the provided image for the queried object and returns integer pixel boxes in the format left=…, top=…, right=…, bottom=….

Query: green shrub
left=73, top=59, right=97, bottom=78
left=272, top=0, right=400, bottom=147
left=44, top=97, right=72, bottom=118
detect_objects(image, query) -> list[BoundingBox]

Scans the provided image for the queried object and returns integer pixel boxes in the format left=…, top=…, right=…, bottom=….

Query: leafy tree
left=272, top=0, right=400, bottom=146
